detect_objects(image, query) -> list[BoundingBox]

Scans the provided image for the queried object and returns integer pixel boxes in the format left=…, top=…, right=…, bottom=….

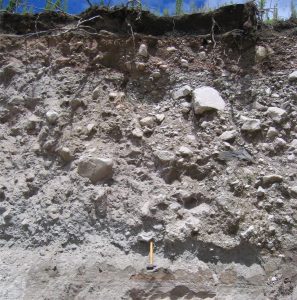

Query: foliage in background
left=125, top=0, right=142, bottom=9
left=190, top=0, right=198, bottom=13
left=6, top=0, right=17, bottom=12
left=45, top=0, right=52, bottom=10
left=22, top=0, right=28, bottom=12
left=273, top=1, right=278, bottom=21
left=175, top=0, right=183, bottom=16
left=0, top=0, right=293, bottom=21
left=291, top=0, right=297, bottom=19
left=257, top=0, right=266, bottom=20
left=45, top=0, right=67, bottom=11
left=1, top=0, right=68, bottom=13
left=258, top=0, right=266, bottom=10
left=163, top=8, right=169, bottom=16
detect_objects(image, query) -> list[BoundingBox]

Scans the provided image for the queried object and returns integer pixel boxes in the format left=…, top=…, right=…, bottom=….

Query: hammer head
left=146, top=264, right=157, bottom=272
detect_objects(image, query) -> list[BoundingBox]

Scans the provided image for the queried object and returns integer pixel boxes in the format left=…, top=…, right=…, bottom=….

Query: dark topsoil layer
left=0, top=2, right=258, bottom=36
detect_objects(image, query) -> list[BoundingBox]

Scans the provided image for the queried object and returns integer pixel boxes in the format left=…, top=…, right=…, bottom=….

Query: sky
left=1, top=0, right=294, bottom=18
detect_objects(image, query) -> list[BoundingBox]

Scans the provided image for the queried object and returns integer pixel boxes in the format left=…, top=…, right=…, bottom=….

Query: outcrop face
left=0, top=4, right=297, bottom=300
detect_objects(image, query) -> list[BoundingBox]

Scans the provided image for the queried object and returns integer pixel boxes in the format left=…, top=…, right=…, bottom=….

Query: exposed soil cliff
left=0, top=3, right=297, bottom=299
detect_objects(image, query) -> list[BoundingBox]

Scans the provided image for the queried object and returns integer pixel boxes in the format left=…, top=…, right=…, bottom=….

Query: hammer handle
left=149, top=240, right=153, bottom=265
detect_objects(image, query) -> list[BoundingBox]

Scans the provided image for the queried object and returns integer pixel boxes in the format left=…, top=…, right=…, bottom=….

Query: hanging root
left=211, top=16, right=219, bottom=49
left=127, top=22, right=136, bottom=54
left=0, top=14, right=103, bottom=39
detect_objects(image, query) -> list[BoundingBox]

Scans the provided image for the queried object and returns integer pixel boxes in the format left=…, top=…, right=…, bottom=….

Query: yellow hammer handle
left=149, top=240, right=153, bottom=265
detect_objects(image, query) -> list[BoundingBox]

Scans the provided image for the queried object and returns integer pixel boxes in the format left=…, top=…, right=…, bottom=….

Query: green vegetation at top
left=291, top=0, right=297, bottom=19
left=175, top=0, right=183, bottom=16
left=1, top=0, right=68, bottom=13
left=0, top=0, right=296, bottom=21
